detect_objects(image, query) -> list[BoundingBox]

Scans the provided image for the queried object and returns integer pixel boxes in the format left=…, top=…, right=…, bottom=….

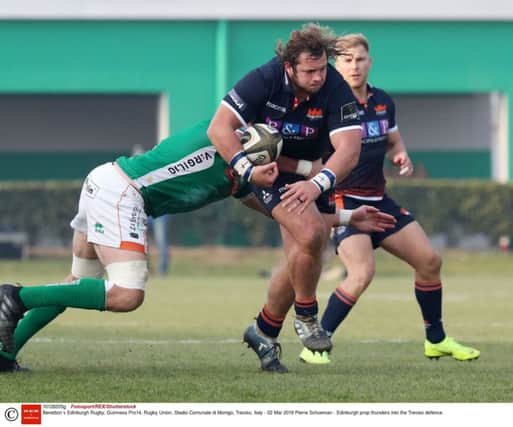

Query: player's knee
left=105, top=260, right=149, bottom=311
left=346, top=263, right=375, bottom=293
left=106, top=287, right=145, bottom=312
left=419, top=251, right=442, bottom=277
left=297, top=221, right=327, bottom=253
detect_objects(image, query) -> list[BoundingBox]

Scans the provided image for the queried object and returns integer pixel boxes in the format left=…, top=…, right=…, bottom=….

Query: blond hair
left=336, top=33, right=370, bottom=56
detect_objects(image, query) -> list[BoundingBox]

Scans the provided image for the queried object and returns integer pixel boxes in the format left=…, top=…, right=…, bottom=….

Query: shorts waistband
left=112, top=162, right=143, bottom=194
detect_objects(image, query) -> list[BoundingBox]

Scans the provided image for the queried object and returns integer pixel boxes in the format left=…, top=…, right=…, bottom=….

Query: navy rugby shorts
left=332, top=193, right=415, bottom=250
left=251, top=172, right=334, bottom=216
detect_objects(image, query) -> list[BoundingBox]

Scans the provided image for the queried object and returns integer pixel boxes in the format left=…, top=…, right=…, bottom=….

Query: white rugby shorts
left=70, top=163, right=148, bottom=253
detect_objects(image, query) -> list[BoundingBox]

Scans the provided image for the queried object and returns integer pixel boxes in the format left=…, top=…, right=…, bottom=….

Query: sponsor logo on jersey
left=341, top=101, right=359, bottom=122
left=281, top=122, right=302, bottom=136
left=265, top=101, right=286, bottom=113
left=128, top=206, right=144, bottom=238
left=228, top=89, right=246, bottom=111
left=136, top=146, right=217, bottom=187
left=379, top=119, right=389, bottom=134
left=85, top=178, right=99, bottom=199
left=374, top=104, right=387, bottom=115
left=306, top=108, right=323, bottom=120
left=261, top=189, right=273, bottom=204
left=366, top=121, right=381, bottom=137
left=264, top=118, right=318, bottom=139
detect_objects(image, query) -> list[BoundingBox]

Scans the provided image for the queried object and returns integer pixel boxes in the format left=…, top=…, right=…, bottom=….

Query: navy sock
left=256, top=306, right=284, bottom=338
left=321, top=287, right=357, bottom=336
left=294, top=297, right=318, bottom=317
left=415, top=281, right=446, bottom=343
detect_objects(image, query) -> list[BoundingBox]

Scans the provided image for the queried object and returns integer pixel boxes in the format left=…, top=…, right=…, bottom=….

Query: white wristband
left=230, top=150, right=254, bottom=183
left=310, top=168, right=336, bottom=193
left=338, top=209, right=353, bottom=226
left=296, top=160, right=313, bottom=177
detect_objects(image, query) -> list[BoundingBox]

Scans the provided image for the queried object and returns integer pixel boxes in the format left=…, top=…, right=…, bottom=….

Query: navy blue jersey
left=222, top=57, right=361, bottom=161
left=334, top=84, right=397, bottom=198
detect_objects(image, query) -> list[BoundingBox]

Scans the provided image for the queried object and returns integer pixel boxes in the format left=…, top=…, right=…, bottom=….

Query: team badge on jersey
left=306, top=108, right=323, bottom=120
left=374, top=104, right=387, bottom=115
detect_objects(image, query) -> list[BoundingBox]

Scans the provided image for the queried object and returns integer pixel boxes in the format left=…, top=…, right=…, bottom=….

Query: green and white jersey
left=116, top=120, right=249, bottom=218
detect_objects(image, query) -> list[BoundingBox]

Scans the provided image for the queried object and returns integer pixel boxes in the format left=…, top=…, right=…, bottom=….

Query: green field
left=1, top=248, right=512, bottom=402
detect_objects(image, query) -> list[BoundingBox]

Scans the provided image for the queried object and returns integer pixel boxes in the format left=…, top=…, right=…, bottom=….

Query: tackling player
left=0, top=119, right=394, bottom=372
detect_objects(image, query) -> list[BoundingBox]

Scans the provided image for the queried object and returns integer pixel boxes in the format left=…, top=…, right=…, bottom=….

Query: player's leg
left=0, top=163, right=149, bottom=355
left=382, top=221, right=479, bottom=361
left=300, top=232, right=375, bottom=364
left=0, top=231, right=101, bottom=372
left=322, top=233, right=375, bottom=336
left=272, top=202, right=332, bottom=353
left=243, top=257, right=293, bottom=373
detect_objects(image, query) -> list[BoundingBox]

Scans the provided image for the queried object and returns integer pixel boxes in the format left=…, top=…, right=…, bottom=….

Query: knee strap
left=105, top=260, right=149, bottom=290
left=71, top=255, right=104, bottom=279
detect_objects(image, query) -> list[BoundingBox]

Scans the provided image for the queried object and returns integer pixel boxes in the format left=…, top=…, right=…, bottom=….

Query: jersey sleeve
left=327, top=79, right=362, bottom=136
left=387, top=96, right=398, bottom=132
left=222, top=68, right=268, bottom=125
left=232, top=183, right=253, bottom=200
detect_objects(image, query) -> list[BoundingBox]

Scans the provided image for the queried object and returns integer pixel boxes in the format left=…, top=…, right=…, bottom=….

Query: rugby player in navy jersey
left=299, top=33, right=480, bottom=364
left=208, top=23, right=362, bottom=372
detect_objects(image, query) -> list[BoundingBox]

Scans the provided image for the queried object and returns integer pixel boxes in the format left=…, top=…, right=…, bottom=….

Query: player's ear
left=284, top=61, right=293, bottom=77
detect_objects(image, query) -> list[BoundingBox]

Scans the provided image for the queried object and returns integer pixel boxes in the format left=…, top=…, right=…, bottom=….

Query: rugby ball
left=241, top=123, right=283, bottom=165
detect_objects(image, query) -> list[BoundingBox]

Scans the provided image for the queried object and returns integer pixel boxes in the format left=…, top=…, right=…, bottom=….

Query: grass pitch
left=1, top=248, right=512, bottom=402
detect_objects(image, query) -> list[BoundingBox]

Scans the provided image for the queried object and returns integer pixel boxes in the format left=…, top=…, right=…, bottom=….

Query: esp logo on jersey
left=341, top=101, right=359, bottom=122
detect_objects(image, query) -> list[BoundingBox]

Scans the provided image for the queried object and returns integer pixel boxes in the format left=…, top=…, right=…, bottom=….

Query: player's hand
left=392, top=152, right=414, bottom=176
left=250, top=162, right=278, bottom=187
left=280, top=180, right=321, bottom=214
left=349, top=205, right=397, bottom=232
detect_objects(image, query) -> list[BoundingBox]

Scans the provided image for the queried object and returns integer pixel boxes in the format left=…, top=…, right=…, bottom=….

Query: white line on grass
left=29, top=336, right=487, bottom=345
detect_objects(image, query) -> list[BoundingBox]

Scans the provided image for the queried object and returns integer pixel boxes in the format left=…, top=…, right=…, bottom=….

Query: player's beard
left=290, top=75, right=324, bottom=98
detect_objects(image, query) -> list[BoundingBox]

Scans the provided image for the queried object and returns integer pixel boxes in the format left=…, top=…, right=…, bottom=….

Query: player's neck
left=352, top=83, right=368, bottom=104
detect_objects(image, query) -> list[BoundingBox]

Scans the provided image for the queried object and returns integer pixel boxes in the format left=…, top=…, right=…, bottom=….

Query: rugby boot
left=424, top=336, right=480, bottom=361
left=0, top=354, right=29, bottom=373
left=298, top=347, right=331, bottom=364
left=0, top=284, right=26, bottom=353
left=242, top=324, right=288, bottom=373
left=294, top=314, right=333, bottom=353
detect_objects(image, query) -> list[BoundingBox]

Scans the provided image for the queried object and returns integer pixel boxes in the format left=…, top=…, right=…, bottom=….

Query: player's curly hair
left=275, top=23, right=340, bottom=68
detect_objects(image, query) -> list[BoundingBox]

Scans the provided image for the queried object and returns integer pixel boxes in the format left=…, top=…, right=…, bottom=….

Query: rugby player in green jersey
left=0, top=120, right=395, bottom=372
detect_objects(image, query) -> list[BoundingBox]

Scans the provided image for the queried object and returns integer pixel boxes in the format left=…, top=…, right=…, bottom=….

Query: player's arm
left=386, top=129, right=413, bottom=176
left=323, top=205, right=396, bottom=233
left=280, top=128, right=361, bottom=213
left=276, top=156, right=323, bottom=178
left=240, top=191, right=396, bottom=232
left=207, top=68, right=279, bottom=187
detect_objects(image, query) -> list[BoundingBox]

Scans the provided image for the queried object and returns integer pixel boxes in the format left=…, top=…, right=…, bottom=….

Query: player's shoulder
left=237, top=56, right=283, bottom=93
left=369, top=84, right=394, bottom=105
left=254, top=57, right=283, bottom=80
left=325, top=63, right=347, bottom=88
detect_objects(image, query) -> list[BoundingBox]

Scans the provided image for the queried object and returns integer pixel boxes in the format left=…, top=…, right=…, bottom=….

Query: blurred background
left=0, top=0, right=512, bottom=254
